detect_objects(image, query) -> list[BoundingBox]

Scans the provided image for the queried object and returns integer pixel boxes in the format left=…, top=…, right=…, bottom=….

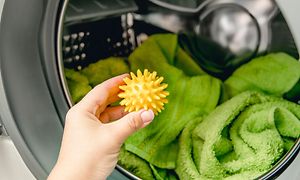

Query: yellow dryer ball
left=118, top=69, right=169, bottom=115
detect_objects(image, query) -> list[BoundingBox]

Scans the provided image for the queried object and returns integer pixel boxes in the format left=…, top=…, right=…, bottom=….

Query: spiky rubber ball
left=118, top=69, right=169, bottom=115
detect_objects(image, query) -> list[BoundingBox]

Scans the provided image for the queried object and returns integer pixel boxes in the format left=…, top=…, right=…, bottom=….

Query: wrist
left=48, top=158, right=106, bottom=180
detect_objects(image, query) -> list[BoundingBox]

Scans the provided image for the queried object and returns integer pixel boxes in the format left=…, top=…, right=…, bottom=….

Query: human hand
left=48, top=74, right=154, bottom=180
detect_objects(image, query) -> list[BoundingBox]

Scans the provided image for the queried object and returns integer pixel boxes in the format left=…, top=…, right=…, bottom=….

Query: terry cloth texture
left=176, top=91, right=300, bottom=179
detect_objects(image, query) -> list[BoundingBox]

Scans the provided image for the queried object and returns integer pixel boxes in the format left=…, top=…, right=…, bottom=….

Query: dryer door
left=0, top=0, right=129, bottom=179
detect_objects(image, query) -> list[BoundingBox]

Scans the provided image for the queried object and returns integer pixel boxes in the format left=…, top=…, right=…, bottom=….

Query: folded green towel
left=64, top=68, right=92, bottom=103
left=176, top=91, right=300, bottom=179
left=224, top=53, right=300, bottom=100
left=125, top=34, right=222, bottom=169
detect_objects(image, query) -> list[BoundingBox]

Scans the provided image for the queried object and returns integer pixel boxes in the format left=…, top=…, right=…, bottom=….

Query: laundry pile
left=65, top=34, right=300, bottom=179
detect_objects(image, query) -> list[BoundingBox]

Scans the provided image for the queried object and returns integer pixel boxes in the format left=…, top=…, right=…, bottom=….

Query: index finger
left=77, top=73, right=129, bottom=115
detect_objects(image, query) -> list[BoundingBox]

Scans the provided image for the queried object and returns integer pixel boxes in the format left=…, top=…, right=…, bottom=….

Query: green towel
left=65, top=57, right=129, bottom=103
left=64, top=68, right=92, bottom=103
left=118, top=146, right=155, bottom=180
left=150, top=164, right=178, bottom=180
left=125, top=34, right=222, bottom=169
left=176, top=91, right=300, bottom=179
left=118, top=147, right=178, bottom=180
left=224, top=53, right=300, bottom=100
left=82, top=57, right=129, bottom=87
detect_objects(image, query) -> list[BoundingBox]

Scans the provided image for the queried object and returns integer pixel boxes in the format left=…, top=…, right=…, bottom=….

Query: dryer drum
left=0, top=0, right=299, bottom=179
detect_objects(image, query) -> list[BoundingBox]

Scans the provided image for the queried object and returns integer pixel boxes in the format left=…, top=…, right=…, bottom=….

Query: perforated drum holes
left=62, top=31, right=90, bottom=64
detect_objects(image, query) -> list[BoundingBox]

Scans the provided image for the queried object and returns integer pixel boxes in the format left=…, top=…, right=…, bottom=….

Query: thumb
left=106, top=110, right=154, bottom=144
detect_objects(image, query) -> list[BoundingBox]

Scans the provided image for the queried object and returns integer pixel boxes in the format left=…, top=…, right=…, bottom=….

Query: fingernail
left=141, top=110, right=154, bottom=123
